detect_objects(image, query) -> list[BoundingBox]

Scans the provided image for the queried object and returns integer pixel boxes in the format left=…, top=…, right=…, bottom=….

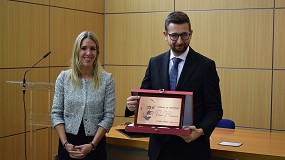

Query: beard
left=171, top=43, right=188, bottom=54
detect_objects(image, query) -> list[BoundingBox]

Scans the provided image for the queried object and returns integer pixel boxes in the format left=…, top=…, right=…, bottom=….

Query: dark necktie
left=169, top=57, right=182, bottom=90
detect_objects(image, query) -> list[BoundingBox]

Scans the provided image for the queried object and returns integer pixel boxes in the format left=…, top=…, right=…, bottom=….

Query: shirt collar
left=170, top=46, right=189, bottom=61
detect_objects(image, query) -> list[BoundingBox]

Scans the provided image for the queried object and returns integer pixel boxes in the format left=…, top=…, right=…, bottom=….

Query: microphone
left=22, top=51, right=51, bottom=92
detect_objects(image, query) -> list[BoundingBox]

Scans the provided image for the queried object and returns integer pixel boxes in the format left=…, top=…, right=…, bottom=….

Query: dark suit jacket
left=125, top=47, right=223, bottom=160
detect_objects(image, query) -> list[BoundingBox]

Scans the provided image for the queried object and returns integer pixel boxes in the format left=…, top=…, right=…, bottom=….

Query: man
left=125, top=11, right=223, bottom=160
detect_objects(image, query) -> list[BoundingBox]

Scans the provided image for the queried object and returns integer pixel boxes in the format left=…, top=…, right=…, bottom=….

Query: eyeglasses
left=167, top=32, right=191, bottom=41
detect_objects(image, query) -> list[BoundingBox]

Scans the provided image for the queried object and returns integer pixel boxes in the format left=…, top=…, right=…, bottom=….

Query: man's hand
left=179, top=126, right=204, bottom=143
left=126, top=96, right=140, bottom=111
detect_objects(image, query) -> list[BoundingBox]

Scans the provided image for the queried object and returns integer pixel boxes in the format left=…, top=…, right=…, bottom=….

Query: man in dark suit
left=125, top=11, right=223, bottom=160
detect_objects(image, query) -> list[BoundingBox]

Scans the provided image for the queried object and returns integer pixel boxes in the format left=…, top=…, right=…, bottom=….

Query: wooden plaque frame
left=125, top=89, right=193, bottom=136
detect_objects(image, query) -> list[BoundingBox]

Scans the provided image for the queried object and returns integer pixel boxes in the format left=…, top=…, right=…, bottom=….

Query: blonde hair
left=70, top=31, right=102, bottom=90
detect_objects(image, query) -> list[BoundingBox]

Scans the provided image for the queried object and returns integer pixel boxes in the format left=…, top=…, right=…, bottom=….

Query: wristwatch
left=89, top=142, right=96, bottom=150
left=63, top=141, right=69, bottom=148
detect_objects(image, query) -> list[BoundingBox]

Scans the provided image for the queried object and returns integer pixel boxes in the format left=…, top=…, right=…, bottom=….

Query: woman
left=51, top=31, right=115, bottom=160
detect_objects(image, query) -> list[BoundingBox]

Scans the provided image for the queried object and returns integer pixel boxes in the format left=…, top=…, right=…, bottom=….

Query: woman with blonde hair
left=51, top=31, right=115, bottom=160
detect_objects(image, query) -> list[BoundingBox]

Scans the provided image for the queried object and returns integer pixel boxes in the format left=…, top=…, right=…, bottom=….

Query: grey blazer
left=51, top=69, right=115, bottom=136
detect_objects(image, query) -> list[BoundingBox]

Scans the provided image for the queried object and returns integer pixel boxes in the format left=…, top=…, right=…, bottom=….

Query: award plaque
left=125, top=89, right=193, bottom=136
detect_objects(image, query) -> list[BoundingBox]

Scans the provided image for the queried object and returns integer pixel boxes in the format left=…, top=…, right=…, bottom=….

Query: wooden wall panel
left=10, top=0, right=49, bottom=5
left=29, top=129, right=54, bottom=160
left=0, top=69, right=50, bottom=137
left=0, top=134, right=25, bottom=160
left=13, top=0, right=50, bottom=5
left=276, top=0, right=285, bottom=8
left=0, top=69, right=26, bottom=137
left=218, top=69, right=272, bottom=129
left=274, top=9, right=285, bottom=69
left=51, top=0, right=104, bottom=13
left=176, top=0, right=274, bottom=10
left=0, top=1, right=49, bottom=68
left=50, top=67, right=69, bottom=84
left=188, top=10, right=273, bottom=69
left=104, top=66, right=147, bottom=117
left=272, top=71, right=285, bottom=130
left=105, top=13, right=169, bottom=65
left=105, top=0, right=174, bottom=13
left=52, top=130, right=59, bottom=158
left=50, top=7, right=104, bottom=67
left=0, top=122, right=52, bottom=160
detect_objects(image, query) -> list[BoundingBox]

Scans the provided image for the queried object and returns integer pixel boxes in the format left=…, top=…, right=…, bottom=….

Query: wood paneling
left=104, top=66, right=147, bottom=117
left=105, top=13, right=169, bottom=65
left=0, top=134, right=25, bottom=160
left=52, top=129, right=59, bottom=158
left=276, top=0, right=285, bottom=8
left=50, top=7, right=104, bottom=67
left=0, top=128, right=53, bottom=160
left=176, top=0, right=274, bottom=10
left=0, top=69, right=25, bottom=136
left=272, top=71, right=285, bottom=130
left=218, top=69, right=272, bottom=129
left=274, top=9, right=285, bottom=69
left=0, top=1, right=49, bottom=68
left=51, top=0, right=104, bottom=13
left=13, top=0, right=50, bottom=5
left=105, top=0, right=174, bottom=13
left=189, top=10, right=273, bottom=69
left=0, top=69, right=50, bottom=137
left=50, top=67, right=69, bottom=84
left=29, top=129, right=54, bottom=160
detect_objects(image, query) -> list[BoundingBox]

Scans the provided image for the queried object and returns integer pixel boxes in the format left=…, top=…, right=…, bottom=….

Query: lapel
left=176, top=47, right=198, bottom=90
left=160, top=51, right=171, bottom=90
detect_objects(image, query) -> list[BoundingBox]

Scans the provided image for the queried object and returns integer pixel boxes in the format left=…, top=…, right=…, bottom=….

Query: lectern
left=7, top=81, right=54, bottom=160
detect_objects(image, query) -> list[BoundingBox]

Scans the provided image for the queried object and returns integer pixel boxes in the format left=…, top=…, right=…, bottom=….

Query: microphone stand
left=23, top=51, right=51, bottom=93
left=22, top=51, right=51, bottom=160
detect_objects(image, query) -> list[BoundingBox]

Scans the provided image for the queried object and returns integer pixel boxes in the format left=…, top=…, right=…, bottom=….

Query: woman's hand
left=68, top=143, right=93, bottom=159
